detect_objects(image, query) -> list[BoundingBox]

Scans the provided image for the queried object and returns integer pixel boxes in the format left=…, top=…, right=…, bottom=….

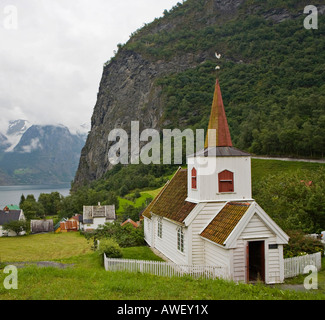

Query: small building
left=121, top=218, right=140, bottom=228
left=143, top=78, right=289, bottom=284
left=82, top=203, right=116, bottom=231
left=4, top=205, right=20, bottom=211
left=30, top=219, right=54, bottom=234
left=0, top=207, right=26, bottom=237
left=59, top=215, right=81, bottom=232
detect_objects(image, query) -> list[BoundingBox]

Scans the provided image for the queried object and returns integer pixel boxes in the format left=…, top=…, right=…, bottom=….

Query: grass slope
left=0, top=232, right=91, bottom=262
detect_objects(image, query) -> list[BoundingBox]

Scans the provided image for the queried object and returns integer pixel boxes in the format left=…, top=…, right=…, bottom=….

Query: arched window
left=218, top=170, right=234, bottom=193
left=191, top=167, right=197, bottom=189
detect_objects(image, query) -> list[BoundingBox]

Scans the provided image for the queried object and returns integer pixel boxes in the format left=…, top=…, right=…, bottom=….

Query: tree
left=38, top=192, right=62, bottom=216
left=2, top=220, right=28, bottom=236
left=20, top=195, right=45, bottom=220
left=254, top=168, right=325, bottom=233
left=19, top=194, right=25, bottom=207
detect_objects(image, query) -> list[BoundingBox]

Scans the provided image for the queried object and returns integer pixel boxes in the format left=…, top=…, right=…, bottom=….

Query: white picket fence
left=104, top=254, right=229, bottom=280
left=104, top=252, right=322, bottom=281
left=284, top=252, right=322, bottom=278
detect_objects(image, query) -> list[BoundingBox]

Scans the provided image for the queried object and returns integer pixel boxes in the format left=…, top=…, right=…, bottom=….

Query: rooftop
left=142, top=168, right=196, bottom=224
left=200, top=202, right=251, bottom=246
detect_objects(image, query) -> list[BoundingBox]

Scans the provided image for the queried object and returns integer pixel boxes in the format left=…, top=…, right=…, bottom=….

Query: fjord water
left=0, top=184, right=70, bottom=208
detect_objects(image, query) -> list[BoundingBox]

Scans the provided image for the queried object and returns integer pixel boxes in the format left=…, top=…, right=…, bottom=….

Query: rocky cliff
left=73, top=0, right=325, bottom=188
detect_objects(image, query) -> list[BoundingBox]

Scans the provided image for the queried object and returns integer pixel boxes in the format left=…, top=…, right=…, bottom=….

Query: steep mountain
left=74, top=0, right=325, bottom=188
left=0, top=124, right=85, bottom=185
left=4, top=119, right=31, bottom=152
left=0, top=133, right=10, bottom=152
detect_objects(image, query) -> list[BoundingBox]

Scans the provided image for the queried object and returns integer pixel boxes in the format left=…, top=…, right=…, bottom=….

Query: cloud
left=21, top=138, right=42, bottom=153
left=0, top=0, right=180, bottom=134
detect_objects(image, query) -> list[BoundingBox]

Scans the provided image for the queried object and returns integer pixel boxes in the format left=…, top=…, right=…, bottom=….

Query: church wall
left=188, top=156, right=252, bottom=202
left=154, top=217, right=188, bottom=265
left=190, top=202, right=225, bottom=265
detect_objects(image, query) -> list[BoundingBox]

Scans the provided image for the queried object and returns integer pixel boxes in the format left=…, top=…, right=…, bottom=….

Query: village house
left=0, top=205, right=26, bottom=237
left=56, top=214, right=82, bottom=233
left=143, top=78, right=289, bottom=284
left=82, top=203, right=116, bottom=231
left=121, top=218, right=140, bottom=228
left=30, top=219, right=54, bottom=234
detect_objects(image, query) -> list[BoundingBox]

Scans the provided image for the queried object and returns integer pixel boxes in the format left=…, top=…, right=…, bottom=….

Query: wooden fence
left=104, top=254, right=229, bottom=280
left=284, top=252, right=322, bottom=278
left=104, top=252, right=322, bottom=281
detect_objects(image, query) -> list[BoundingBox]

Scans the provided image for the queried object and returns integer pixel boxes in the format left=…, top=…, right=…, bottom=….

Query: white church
left=143, top=78, right=289, bottom=284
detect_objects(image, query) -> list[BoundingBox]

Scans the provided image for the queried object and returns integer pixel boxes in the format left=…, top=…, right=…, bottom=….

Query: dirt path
left=3, top=261, right=74, bottom=269
left=252, top=156, right=325, bottom=164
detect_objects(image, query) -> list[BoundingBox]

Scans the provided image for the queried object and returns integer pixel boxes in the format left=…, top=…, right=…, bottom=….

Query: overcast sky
left=0, top=0, right=180, bottom=134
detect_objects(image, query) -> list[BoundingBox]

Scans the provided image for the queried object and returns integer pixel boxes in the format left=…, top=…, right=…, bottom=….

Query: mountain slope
left=0, top=125, right=85, bottom=185
left=74, top=0, right=325, bottom=188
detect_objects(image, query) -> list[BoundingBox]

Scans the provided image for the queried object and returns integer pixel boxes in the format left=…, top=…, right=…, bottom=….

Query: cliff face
left=74, top=50, right=204, bottom=186
left=73, top=0, right=325, bottom=188
left=74, top=0, right=245, bottom=187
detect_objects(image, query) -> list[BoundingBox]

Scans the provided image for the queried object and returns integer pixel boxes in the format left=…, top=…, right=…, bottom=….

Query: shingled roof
left=0, top=210, right=21, bottom=225
left=200, top=202, right=251, bottom=246
left=142, top=168, right=196, bottom=224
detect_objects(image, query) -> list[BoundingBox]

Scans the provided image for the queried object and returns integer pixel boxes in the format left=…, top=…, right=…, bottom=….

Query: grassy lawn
left=117, top=192, right=153, bottom=214
left=0, top=232, right=92, bottom=262
left=0, top=233, right=324, bottom=300
left=251, top=158, right=325, bottom=181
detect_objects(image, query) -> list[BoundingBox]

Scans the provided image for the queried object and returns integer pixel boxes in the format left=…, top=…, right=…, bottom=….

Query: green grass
left=0, top=251, right=324, bottom=300
left=0, top=232, right=92, bottom=262
left=117, top=192, right=153, bottom=214
left=251, top=158, right=325, bottom=182
left=0, top=233, right=324, bottom=300
left=121, top=246, right=164, bottom=261
left=143, top=187, right=163, bottom=198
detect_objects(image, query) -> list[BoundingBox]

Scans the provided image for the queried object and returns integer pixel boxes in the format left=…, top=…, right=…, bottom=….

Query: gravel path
left=3, top=261, right=74, bottom=269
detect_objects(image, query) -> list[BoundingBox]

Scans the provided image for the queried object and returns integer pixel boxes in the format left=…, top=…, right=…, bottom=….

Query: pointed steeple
left=204, top=79, right=232, bottom=148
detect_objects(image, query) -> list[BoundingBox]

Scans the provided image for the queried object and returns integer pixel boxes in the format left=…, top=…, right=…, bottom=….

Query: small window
left=218, top=170, right=234, bottom=193
left=191, top=167, right=197, bottom=189
left=177, top=227, right=184, bottom=253
left=157, top=218, right=162, bottom=238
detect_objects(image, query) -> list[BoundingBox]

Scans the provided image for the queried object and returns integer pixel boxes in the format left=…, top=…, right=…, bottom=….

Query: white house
left=143, top=79, right=289, bottom=284
left=82, top=203, right=116, bottom=231
left=0, top=207, right=26, bottom=237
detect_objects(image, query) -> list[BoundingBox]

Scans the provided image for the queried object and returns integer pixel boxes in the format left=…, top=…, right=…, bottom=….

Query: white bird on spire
left=215, top=66, right=220, bottom=70
left=215, top=52, right=221, bottom=59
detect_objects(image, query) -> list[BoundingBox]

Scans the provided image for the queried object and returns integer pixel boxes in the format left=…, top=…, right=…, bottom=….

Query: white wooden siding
left=235, top=213, right=283, bottom=284
left=204, top=239, right=230, bottom=270
left=190, top=202, right=225, bottom=265
left=187, top=156, right=252, bottom=202
left=154, top=217, right=188, bottom=265
left=143, top=217, right=152, bottom=246
left=232, top=239, right=246, bottom=282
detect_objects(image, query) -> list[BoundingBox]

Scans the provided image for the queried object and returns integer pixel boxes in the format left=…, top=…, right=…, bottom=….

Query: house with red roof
left=143, top=78, right=289, bottom=284
left=121, top=218, right=140, bottom=228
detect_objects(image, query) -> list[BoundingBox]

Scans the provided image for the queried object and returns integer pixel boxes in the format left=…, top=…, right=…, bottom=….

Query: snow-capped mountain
left=4, top=119, right=31, bottom=152
left=0, top=120, right=87, bottom=185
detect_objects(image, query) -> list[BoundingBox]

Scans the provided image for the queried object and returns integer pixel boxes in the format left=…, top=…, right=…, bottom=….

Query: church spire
left=204, top=78, right=233, bottom=148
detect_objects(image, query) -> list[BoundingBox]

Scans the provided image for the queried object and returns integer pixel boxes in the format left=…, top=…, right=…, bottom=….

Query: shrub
left=84, top=221, right=145, bottom=248
left=283, top=230, right=324, bottom=258
left=98, top=238, right=123, bottom=258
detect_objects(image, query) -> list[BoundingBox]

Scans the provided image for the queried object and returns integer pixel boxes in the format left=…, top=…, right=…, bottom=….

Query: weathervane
left=215, top=52, right=221, bottom=77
